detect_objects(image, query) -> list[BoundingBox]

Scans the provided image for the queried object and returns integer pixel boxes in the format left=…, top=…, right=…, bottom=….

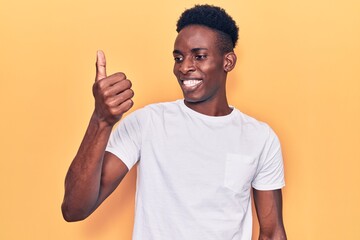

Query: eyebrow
left=173, top=48, right=208, bottom=55
left=191, top=48, right=208, bottom=52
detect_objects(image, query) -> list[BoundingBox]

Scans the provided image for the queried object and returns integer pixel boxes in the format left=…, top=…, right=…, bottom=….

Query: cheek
left=199, top=62, right=223, bottom=76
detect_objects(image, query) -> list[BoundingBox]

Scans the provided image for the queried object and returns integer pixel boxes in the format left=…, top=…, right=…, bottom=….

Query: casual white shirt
left=106, top=100, right=285, bottom=240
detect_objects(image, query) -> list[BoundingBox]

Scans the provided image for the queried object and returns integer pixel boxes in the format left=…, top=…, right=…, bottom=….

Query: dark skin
left=254, top=189, right=287, bottom=239
left=173, top=25, right=235, bottom=116
left=173, top=25, right=286, bottom=239
left=61, top=50, right=131, bottom=221
left=62, top=25, right=286, bottom=239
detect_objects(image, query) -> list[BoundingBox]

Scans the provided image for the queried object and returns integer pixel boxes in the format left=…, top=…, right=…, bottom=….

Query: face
left=173, top=25, right=228, bottom=105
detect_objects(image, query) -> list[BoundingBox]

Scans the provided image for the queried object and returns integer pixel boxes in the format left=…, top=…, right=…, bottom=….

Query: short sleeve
left=252, top=127, right=285, bottom=190
left=105, top=109, right=145, bottom=170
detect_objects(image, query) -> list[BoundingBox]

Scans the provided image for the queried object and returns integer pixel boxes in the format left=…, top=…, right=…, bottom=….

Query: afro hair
left=176, top=4, right=239, bottom=53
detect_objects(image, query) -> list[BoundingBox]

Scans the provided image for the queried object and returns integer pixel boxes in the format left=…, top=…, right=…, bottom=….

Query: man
left=62, top=4, right=287, bottom=240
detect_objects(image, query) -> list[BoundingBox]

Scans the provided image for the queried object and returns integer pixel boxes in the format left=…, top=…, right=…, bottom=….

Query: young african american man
left=62, top=5, right=287, bottom=240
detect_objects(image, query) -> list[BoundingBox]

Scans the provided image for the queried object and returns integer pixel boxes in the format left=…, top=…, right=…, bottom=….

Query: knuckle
left=104, top=98, right=111, bottom=106
left=109, top=108, right=118, bottom=116
left=102, top=89, right=111, bottom=97
left=105, top=96, right=117, bottom=106
left=114, top=96, right=123, bottom=104
left=115, top=94, right=125, bottom=103
left=97, top=79, right=106, bottom=90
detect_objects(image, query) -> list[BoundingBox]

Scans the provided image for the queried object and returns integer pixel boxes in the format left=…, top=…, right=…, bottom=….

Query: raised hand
left=92, top=50, right=134, bottom=126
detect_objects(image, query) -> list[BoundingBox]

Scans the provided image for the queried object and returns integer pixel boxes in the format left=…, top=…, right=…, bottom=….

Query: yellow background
left=1, top=0, right=359, bottom=239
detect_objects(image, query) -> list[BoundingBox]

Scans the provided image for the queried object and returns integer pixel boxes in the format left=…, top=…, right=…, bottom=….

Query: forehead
left=174, top=25, right=218, bottom=51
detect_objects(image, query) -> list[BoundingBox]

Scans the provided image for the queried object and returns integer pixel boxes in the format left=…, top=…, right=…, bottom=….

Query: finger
left=102, top=79, right=132, bottom=97
left=106, top=89, right=134, bottom=107
left=106, top=72, right=128, bottom=87
left=94, top=73, right=128, bottom=94
left=113, top=99, right=134, bottom=115
left=96, top=50, right=107, bottom=81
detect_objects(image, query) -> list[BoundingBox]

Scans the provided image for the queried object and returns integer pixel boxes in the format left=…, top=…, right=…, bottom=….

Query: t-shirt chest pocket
left=224, top=153, right=257, bottom=193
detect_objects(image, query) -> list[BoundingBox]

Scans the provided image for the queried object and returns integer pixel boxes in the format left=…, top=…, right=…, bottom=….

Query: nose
left=179, top=57, right=195, bottom=74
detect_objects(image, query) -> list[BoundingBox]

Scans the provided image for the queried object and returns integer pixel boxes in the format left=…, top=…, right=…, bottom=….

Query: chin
left=183, top=95, right=206, bottom=104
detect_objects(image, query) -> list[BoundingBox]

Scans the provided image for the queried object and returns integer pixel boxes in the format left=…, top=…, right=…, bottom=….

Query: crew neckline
left=177, top=99, right=237, bottom=122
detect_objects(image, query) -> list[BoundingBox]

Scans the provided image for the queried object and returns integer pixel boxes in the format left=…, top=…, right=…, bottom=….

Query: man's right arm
left=61, top=51, right=134, bottom=222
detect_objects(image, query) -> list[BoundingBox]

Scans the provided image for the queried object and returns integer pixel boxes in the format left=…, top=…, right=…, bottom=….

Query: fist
left=92, top=50, right=134, bottom=126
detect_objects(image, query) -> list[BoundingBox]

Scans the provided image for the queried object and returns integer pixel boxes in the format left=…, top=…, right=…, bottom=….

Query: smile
left=181, top=79, right=203, bottom=88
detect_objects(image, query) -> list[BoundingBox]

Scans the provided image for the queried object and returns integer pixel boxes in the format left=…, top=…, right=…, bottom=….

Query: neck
left=184, top=98, right=232, bottom=116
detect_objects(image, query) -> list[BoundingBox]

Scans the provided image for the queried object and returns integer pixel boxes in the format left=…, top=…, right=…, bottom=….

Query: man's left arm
left=253, top=188, right=287, bottom=240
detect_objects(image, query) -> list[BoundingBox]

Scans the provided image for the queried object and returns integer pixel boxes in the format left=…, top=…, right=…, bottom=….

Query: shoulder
left=143, top=100, right=181, bottom=112
left=123, top=100, right=181, bottom=123
left=234, top=109, right=272, bottom=135
left=137, top=100, right=184, bottom=120
left=231, top=109, right=282, bottom=148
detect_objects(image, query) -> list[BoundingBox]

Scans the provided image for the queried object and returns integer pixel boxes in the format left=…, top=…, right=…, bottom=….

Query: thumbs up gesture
left=92, top=50, right=134, bottom=126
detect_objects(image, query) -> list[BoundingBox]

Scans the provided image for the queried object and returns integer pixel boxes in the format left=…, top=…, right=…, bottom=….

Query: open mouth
left=181, top=79, right=203, bottom=88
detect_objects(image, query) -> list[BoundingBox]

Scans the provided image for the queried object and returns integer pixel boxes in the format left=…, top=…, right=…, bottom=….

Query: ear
left=223, top=52, right=237, bottom=72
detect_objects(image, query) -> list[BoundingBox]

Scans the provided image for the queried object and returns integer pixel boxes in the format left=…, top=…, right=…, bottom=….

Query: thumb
left=95, top=50, right=107, bottom=81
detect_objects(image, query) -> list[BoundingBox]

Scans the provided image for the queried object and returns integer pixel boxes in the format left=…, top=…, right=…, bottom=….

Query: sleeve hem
left=105, top=147, right=134, bottom=171
left=252, top=182, right=285, bottom=191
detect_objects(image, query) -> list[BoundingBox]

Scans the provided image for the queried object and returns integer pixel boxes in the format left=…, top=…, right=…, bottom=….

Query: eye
left=174, top=56, right=183, bottom=63
left=195, top=55, right=207, bottom=60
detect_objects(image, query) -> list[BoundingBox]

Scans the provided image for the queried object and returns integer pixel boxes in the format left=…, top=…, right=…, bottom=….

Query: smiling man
left=62, top=4, right=286, bottom=240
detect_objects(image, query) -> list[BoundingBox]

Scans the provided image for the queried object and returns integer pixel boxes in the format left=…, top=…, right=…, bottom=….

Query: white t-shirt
left=106, top=100, right=285, bottom=240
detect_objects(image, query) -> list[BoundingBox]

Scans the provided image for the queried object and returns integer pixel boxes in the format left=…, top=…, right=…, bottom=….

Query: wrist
left=90, top=111, right=117, bottom=130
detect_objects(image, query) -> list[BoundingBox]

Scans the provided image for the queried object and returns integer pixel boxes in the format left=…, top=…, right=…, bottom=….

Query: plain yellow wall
left=1, top=0, right=359, bottom=239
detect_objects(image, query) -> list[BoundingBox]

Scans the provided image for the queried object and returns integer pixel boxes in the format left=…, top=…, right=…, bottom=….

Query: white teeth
left=183, top=80, right=202, bottom=87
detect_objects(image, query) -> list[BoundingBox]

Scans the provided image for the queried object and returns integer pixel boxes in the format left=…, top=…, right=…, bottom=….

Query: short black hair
left=176, top=4, right=239, bottom=53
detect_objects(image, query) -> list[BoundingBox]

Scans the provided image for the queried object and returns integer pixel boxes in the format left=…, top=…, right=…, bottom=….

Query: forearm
left=62, top=50, right=134, bottom=221
left=62, top=112, right=113, bottom=221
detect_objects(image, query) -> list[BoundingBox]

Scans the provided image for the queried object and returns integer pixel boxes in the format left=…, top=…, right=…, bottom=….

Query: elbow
left=259, top=235, right=287, bottom=240
left=61, top=202, right=90, bottom=222
left=259, top=231, right=287, bottom=240
left=259, top=225, right=287, bottom=240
